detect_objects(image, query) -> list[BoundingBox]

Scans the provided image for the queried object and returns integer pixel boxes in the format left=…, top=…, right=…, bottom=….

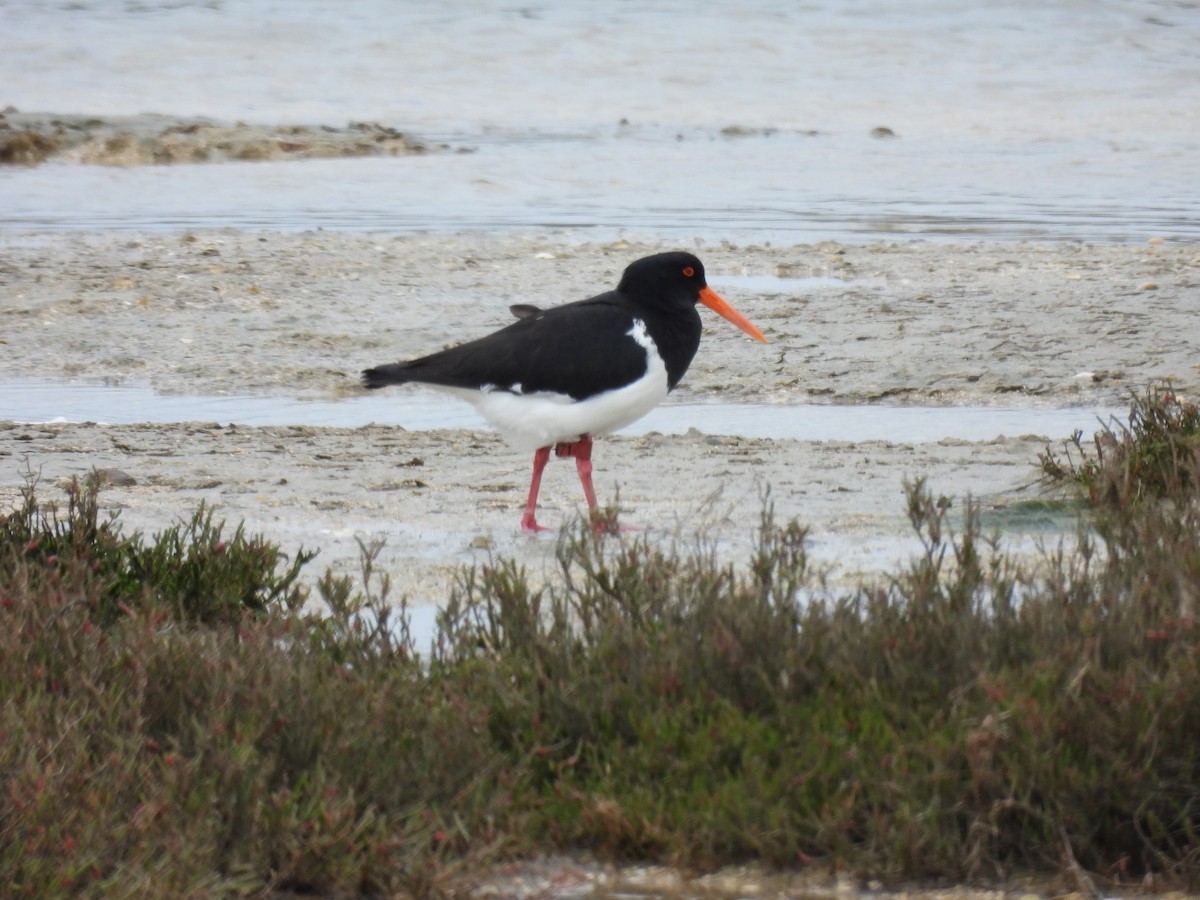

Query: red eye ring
left=682, top=266, right=695, bottom=277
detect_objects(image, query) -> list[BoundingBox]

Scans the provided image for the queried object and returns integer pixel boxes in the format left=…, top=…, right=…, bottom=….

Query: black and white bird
left=362, top=251, right=767, bottom=532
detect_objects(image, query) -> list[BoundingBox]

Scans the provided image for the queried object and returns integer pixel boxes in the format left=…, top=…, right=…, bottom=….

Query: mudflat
left=1, top=232, right=1196, bottom=601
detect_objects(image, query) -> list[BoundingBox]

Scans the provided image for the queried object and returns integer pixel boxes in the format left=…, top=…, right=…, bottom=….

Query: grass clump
left=1, top=470, right=311, bottom=626
left=2, top=383, right=1200, bottom=897
left=1040, top=382, right=1200, bottom=629
left=1040, top=382, right=1200, bottom=507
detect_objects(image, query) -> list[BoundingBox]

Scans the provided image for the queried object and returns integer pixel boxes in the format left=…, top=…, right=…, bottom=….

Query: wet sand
left=1, top=232, right=1198, bottom=601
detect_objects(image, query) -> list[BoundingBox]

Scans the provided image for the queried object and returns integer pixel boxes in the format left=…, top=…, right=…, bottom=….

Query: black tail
left=361, top=363, right=412, bottom=390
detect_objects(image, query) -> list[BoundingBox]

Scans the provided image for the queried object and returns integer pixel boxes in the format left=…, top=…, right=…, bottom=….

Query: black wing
left=363, top=294, right=649, bottom=401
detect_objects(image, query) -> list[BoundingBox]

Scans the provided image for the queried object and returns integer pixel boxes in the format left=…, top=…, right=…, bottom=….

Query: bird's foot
left=521, top=512, right=554, bottom=534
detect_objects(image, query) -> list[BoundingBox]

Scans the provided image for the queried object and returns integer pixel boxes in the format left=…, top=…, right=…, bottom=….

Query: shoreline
left=0, top=419, right=1054, bottom=605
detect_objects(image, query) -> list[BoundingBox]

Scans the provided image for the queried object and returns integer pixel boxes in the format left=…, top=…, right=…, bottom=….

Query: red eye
left=682, top=266, right=695, bottom=277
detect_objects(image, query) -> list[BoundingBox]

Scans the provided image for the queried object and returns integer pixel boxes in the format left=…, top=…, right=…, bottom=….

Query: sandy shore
left=2, top=232, right=1198, bottom=603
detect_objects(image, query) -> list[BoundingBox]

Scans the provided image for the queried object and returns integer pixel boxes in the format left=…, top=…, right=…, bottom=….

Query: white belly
left=442, top=318, right=670, bottom=452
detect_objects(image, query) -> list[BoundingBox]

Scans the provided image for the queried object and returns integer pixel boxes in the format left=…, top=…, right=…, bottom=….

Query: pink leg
left=520, top=446, right=553, bottom=533
left=555, top=436, right=628, bottom=534
left=554, top=436, right=598, bottom=510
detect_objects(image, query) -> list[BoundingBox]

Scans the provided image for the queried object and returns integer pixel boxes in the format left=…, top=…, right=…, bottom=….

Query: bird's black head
left=617, top=251, right=768, bottom=344
left=617, top=252, right=708, bottom=309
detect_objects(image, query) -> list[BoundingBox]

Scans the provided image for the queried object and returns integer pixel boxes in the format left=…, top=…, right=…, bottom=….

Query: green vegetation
left=2, top=387, right=1198, bottom=897
left=1, top=472, right=311, bottom=628
left=1040, top=383, right=1200, bottom=506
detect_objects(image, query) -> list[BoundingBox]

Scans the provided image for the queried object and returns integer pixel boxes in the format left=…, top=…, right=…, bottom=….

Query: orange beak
left=698, top=286, right=768, bottom=343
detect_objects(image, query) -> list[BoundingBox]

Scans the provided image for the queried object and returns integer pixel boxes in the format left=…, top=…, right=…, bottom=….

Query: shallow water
left=0, top=379, right=1120, bottom=443
left=3, top=128, right=1195, bottom=242
left=2, top=0, right=1198, bottom=242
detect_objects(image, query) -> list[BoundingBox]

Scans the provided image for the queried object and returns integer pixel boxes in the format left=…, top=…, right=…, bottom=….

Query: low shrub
left=1, top=470, right=311, bottom=626
left=435, top=486, right=1199, bottom=886
left=2, top=385, right=1198, bottom=896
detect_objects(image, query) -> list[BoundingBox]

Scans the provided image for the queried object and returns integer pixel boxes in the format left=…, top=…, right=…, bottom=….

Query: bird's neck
left=639, top=307, right=702, bottom=391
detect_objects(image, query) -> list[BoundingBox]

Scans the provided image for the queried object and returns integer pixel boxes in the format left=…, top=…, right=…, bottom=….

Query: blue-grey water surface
left=1, top=0, right=1197, bottom=242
